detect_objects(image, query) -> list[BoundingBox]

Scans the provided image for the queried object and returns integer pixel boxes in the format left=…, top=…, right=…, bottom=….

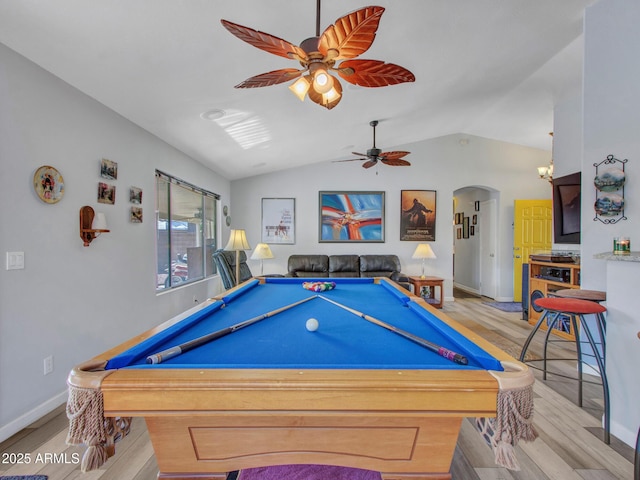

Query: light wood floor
left=1, top=293, right=634, bottom=480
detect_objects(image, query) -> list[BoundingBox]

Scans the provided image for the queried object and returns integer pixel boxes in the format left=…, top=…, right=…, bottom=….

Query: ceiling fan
left=336, top=120, right=411, bottom=169
left=220, top=1, right=415, bottom=109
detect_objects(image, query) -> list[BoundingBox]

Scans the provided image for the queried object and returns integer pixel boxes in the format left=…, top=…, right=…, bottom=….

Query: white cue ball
left=305, top=318, right=319, bottom=332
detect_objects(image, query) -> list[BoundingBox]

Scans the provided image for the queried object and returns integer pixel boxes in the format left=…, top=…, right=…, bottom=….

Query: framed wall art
left=463, top=216, right=470, bottom=239
left=130, top=206, right=143, bottom=223
left=100, top=158, right=118, bottom=180
left=400, top=190, right=436, bottom=241
left=261, top=198, right=295, bottom=244
left=319, top=191, right=384, bottom=242
left=33, top=165, right=65, bottom=204
left=97, top=182, right=116, bottom=204
left=130, top=186, right=142, bottom=204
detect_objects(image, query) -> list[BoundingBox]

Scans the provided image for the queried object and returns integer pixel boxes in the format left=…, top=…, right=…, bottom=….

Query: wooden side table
left=408, top=276, right=444, bottom=309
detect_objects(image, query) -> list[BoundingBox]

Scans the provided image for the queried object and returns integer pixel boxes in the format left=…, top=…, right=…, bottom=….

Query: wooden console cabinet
left=528, top=260, right=581, bottom=340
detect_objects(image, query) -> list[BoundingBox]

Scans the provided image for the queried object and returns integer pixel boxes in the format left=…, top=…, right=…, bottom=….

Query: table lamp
left=250, top=243, right=274, bottom=275
left=224, top=229, right=251, bottom=285
left=412, top=244, right=436, bottom=279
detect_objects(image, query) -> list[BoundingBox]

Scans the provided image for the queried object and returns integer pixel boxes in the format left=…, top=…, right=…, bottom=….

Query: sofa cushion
left=359, top=254, right=402, bottom=278
left=329, top=255, right=360, bottom=277
left=287, top=254, right=329, bottom=277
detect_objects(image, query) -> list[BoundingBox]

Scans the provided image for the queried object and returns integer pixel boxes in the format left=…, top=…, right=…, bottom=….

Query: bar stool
left=519, top=296, right=610, bottom=444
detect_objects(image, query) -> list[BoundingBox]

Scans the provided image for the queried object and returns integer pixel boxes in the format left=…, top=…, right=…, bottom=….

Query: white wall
left=0, top=43, right=230, bottom=439
left=580, top=0, right=640, bottom=447
left=231, top=134, right=551, bottom=302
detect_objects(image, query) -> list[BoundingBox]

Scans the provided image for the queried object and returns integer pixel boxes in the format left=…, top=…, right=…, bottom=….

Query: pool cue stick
left=318, top=295, right=468, bottom=365
left=146, top=295, right=317, bottom=364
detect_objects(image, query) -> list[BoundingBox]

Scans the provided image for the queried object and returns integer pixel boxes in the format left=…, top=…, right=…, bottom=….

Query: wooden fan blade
left=307, top=77, right=343, bottom=110
left=234, top=68, right=302, bottom=88
left=362, top=159, right=378, bottom=169
left=221, top=19, right=307, bottom=60
left=351, top=152, right=368, bottom=157
left=381, top=158, right=411, bottom=167
left=380, top=151, right=410, bottom=160
left=337, top=59, right=415, bottom=87
left=319, top=6, right=385, bottom=60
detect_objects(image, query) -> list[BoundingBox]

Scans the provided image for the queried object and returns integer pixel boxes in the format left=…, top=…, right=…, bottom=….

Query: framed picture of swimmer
left=400, top=190, right=437, bottom=241
left=261, top=198, right=295, bottom=244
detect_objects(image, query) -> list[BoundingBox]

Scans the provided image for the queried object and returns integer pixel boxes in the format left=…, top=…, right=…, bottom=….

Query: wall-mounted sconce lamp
left=79, top=205, right=110, bottom=246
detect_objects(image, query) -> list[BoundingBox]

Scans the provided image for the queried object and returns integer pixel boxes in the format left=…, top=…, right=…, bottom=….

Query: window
left=156, top=170, right=219, bottom=291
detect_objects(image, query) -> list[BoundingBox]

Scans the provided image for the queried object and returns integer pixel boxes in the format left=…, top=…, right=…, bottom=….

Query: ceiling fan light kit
left=221, top=2, right=414, bottom=110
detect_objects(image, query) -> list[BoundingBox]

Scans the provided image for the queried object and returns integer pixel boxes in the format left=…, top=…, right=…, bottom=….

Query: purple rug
left=238, top=465, right=382, bottom=480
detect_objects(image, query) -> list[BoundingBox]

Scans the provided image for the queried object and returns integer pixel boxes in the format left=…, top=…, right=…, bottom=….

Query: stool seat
left=534, top=297, right=607, bottom=315
left=553, top=289, right=606, bottom=303
left=521, top=295, right=609, bottom=444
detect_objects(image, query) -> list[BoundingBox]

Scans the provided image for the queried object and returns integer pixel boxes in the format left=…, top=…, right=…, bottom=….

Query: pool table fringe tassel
left=66, top=383, right=132, bottom=472
left=476, top=362, right=538, bottom=471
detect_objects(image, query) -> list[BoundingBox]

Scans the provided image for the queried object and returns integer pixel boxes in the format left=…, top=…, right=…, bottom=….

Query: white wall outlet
left=43, top=355, right=53, bottom=375
left=6, top=252, right=25, bottom=270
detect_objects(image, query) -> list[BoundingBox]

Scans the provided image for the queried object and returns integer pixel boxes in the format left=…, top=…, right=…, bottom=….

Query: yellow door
left=513, top=200, right=552, bottom=302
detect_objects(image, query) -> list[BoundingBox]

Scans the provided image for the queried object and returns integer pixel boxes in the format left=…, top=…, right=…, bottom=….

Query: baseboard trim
left=0, top=389, right=67, bottom=442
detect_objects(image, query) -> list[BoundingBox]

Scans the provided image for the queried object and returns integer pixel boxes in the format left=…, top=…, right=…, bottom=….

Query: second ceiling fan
left=337, top=120, right=411, bottom=169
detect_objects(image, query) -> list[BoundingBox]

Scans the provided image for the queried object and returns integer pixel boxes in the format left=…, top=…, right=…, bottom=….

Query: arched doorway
left=453, top=186, right=499, bottom=299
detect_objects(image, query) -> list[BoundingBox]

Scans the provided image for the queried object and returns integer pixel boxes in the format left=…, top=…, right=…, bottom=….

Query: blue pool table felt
left=107, top=278, right=502, bottom=371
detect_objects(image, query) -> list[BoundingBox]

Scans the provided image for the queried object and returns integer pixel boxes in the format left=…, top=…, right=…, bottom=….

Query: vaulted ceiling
left=0, top=1, right=595, bottom=180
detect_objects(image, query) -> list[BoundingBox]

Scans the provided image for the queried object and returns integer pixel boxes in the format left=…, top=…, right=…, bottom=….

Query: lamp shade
left=412, top=243, right=436, bottom=259
left=92, top=212, right=108, bottom=230
left=250, top=243, right=274, bottom=260
left=224, top=229, right=251, bottom=251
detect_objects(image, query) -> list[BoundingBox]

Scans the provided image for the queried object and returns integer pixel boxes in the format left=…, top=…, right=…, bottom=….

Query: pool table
left=68, top=277, right=533, bottom=480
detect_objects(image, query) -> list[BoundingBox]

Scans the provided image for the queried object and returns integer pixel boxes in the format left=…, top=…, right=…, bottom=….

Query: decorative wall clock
left=33, top=165, right=65, bottom=204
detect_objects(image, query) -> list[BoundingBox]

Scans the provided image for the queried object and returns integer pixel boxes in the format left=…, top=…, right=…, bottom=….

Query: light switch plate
left=6, top=252, right=25, bottom=270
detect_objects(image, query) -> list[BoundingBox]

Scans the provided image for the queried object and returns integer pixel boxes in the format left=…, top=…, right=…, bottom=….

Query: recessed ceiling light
left=200, top=109, right=226, bottom=121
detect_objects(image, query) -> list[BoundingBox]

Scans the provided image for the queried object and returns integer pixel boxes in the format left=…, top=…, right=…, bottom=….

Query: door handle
left=514, top=255, right=521, bottom=259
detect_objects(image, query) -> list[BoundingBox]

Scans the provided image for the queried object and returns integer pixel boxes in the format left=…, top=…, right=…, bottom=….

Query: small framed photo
left=261, top=198, right=295, bottom=244
left=97, top=182, right=116, bottom=204
left=472, top=214, right=477, bottom=225
left=470, top=225, right=475, bottom=236
left=463, top=216, right=470, bottom=239
left=100, top=158, right=118, bottom=180
left=474, top=201, right=480, bottom=211
left=130, top=206, right=143, bottom=223
left=130, top=186, right=142, bottom=204
left=457, top=228, right=462, bottom=239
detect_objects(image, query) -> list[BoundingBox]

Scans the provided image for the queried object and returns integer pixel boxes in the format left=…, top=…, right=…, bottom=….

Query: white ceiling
left=0, top=0, right=595, bottom=180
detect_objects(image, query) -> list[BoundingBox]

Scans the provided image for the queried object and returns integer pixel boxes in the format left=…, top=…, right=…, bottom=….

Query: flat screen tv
left=552, top=172, right=581, bottom=244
